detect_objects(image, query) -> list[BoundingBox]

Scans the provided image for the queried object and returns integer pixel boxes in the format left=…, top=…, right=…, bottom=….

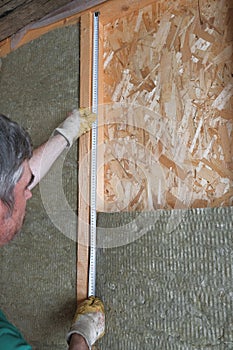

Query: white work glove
left=55, top=108, right=96, bottom=147
left=67, top=296, right=105, bottom=349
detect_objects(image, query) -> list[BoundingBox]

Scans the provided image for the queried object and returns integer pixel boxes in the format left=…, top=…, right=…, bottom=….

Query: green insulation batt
left=96, top=208, right=233, bottom=350
left=0, top=25, right=79, bottom=349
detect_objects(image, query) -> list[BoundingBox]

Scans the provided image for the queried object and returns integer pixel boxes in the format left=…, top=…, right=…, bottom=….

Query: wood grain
left=77, top=12, right=92, bottom=303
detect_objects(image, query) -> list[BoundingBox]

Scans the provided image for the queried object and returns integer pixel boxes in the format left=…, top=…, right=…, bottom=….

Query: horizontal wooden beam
left=0, top=0, right=108, bottom=42
left=0, top=0, right=72, bottom=42
left=0, top=0, right=155, bottom=57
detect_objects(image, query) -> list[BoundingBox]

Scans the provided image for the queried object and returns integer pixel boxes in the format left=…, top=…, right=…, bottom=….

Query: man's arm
left=28, top=108, right=96, bottom=190
left=29, top=134, right=67, bottom=190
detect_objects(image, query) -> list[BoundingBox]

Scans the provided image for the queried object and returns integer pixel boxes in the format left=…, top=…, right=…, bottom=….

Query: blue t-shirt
left=0, top=310, right=32, bottom=350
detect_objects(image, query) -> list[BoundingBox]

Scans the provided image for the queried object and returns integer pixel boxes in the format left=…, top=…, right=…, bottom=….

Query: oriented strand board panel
left=102, top=0, right=233, bottom=212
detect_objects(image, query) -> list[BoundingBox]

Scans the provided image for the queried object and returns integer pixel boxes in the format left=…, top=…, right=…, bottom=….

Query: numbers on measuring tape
left=88, top=12, right=99, bottom=297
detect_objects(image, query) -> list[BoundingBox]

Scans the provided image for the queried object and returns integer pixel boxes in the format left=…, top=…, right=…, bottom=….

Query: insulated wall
left=0, top=25, right=79, bottom=349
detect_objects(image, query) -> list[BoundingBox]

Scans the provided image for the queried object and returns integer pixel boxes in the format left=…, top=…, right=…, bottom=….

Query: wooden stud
left=77, top=12, right=93, bottom=303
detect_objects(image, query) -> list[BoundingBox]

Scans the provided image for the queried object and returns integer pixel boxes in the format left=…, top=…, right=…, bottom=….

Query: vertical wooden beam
left=77, top=12, right=93, bottom=303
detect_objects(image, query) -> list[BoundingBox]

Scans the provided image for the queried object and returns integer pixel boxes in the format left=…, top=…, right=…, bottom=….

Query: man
left=0, top=111, right=105, bottom=350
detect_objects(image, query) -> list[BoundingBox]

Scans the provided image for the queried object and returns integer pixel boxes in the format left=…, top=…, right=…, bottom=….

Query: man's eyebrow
left=27, top=173, right=35, bottom=188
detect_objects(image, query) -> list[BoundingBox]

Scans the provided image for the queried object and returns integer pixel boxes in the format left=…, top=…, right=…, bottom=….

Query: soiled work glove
left=55, top=108, right=96, bottom=147
left=67, top=296, right=105, bottom=349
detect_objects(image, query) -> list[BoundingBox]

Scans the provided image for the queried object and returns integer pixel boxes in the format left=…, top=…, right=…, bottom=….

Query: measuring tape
left=88, top=12, right=99, bottom=297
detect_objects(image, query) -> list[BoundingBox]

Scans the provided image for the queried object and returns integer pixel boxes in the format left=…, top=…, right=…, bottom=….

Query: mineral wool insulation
left=97, top=207, right=233, bottom=350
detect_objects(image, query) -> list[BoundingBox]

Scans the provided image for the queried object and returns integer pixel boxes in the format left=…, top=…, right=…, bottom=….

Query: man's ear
left=0, top=198, right=5, bottom=213
left=0, top=199, right=10, bottom=220
left=0, top=200, right=6, bottom=234
left=0, top=200, right=7, bottom=247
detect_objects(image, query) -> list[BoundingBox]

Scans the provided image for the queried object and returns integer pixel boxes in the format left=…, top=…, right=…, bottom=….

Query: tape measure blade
left=88, top=12, right=99, bottom=297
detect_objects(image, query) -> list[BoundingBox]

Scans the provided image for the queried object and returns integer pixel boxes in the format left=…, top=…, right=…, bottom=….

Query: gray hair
left=0, top=114, right=33, bottom=212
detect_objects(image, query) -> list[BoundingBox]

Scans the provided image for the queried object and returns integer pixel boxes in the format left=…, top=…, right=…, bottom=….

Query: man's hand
left=67, top=296, right=105, bottom=349
left=55, top=108, right=96, bottom=147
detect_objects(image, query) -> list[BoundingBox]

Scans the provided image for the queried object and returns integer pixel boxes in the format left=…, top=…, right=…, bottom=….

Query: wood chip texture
left=102, top=0, right=233, bottom=211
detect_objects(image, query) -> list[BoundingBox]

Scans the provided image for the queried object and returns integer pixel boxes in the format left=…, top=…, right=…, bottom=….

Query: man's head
left=0, top=114, right=33, bottom=246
